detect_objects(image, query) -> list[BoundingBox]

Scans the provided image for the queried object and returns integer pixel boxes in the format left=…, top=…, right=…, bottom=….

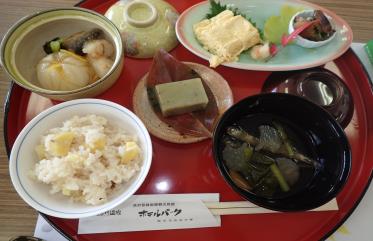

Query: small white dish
left=288, top=10, right=337, bottom=48
left=9, top=99, right=152, bottom=219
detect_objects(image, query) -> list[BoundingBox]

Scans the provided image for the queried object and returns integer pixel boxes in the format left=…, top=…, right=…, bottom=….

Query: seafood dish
left=292, top=10, right=335, bottom=42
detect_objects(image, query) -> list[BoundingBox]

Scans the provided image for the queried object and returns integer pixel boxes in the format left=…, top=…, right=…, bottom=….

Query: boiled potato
left=119, top=142, right=140, bottom=164
left=47, top=132, right=75, bottom=156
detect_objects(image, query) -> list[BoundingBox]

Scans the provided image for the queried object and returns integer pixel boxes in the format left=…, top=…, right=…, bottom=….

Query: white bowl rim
left=9, top=99, right=152, bottom=219
left=0, top=7, right=123, bottom=96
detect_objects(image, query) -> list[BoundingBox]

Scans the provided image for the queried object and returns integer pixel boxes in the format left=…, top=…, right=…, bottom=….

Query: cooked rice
left=31, top=114, right=142, bottom=205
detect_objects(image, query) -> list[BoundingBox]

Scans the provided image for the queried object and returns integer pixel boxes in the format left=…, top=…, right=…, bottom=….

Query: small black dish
left=262, top=68, right=354, bottom=128
left=213, top=93, right=351, bottom=212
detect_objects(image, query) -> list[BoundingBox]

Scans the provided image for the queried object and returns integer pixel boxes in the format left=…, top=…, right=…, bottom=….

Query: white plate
left=176, top=0, right=353, bottom=71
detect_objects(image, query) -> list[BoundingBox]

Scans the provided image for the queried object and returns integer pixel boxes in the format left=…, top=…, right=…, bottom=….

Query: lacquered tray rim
left=2, top=0, right=373, bottom=239
left=3, top=50, right=372, bottom=241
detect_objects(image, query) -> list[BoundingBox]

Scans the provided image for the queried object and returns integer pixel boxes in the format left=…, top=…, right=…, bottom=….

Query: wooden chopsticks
left=204, top=198, right=338, bottom=215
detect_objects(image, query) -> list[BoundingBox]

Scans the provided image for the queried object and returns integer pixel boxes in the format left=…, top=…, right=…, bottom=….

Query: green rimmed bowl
left=0, top=7, right=124, bottom=101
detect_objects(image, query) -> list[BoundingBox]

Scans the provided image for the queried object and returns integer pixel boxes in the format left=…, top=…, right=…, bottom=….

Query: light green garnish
left=50, top=40, right=61, bottom=53
left=243, top=145, right=253, bottom=160
left=264, top=5, right=304, bottom=44
left=270, top=163, right=290, bottom=192
left=206, top=0, right=263, bottom=39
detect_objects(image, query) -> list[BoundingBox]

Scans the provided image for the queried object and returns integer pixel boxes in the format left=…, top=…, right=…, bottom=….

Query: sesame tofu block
left=154, top=78, right=209, bottom=117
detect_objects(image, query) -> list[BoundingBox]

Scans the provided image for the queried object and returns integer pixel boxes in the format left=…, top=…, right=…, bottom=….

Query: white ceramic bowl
left=288, top=10, right=336, bottom=48
left=9, top=99, right=152, bottom=219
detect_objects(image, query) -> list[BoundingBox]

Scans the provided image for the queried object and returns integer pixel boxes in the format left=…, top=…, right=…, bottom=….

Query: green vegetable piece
left=243, top=145, right=253, bottom=160
left=206, top=0, right=227, bottom=19
left=50, top=40, right=61, bottom=53
left=365, top=39, right=373, bottom=66
left=247, top=167, right=270, bottom=184
left=206, top=0, right=263, bottom=39
left=284, top=142, right=294, bottom=157
left=263, top=5, right=304, bottom=43
left=252, top=170, right=277, bottom=197
left=245, top=152, right=274, bottom=185
left=43, top=37, right=63, bottom=54
left=270, top=163, right=290, bottom=192
left=273, top=121, right=295, bottom=157
left=223, top=143, right=252, bottom=174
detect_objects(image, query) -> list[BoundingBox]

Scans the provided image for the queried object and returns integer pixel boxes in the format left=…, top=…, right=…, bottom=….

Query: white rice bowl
left=9, top=99, right=152, bottom=219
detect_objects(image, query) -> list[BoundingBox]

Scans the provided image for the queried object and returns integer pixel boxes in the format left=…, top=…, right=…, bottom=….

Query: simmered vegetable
left=42, top=28, right=103, bottom=55
left=276, top=157, right=300, bottom=186
left=223, top=142, right=252, bottom=174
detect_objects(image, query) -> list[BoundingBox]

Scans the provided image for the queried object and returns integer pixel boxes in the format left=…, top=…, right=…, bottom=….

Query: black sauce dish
left=212, top=93, right=351, bottom=211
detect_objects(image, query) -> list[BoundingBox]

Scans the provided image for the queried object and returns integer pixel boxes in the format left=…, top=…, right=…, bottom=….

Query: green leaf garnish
left=206, top=0, right=263, bottom=39
left=206, top=0, right=228, bottom=19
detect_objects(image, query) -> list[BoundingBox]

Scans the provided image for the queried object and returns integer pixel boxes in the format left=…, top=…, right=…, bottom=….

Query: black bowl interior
left=213, top=93, right=351, bottom=211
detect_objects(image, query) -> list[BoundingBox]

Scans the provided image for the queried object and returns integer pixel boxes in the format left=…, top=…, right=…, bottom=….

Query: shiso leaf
left=206, top=0, right=263, bottom=39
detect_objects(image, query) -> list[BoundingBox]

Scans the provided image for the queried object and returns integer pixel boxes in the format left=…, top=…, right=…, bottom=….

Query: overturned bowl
left=213, top=93, right=351, bottom=211
left=105, top=0, right=179, bottom=58
left=0, top=8, right=123, bottom=101
left=262, top=68, right=354, bottom=128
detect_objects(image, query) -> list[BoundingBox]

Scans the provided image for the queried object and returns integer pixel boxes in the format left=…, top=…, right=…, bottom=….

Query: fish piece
left=146, top=49, right=219, bottom=137
left=227, top=125, right=317, bottom=166
left=226, top=126, right=259, bottom=145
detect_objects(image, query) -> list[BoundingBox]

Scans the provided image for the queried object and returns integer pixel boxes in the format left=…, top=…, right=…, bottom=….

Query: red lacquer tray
left=4, top=0, right=373, bottom=240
